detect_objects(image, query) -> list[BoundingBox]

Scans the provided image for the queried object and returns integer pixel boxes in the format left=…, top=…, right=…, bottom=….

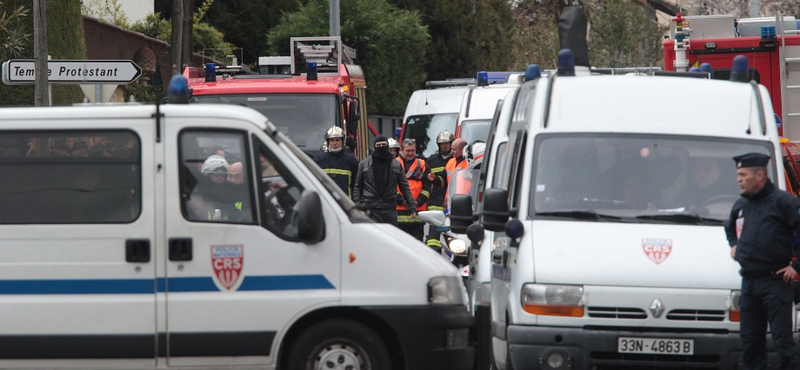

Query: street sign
left=2, top=59, right=142, bottom=85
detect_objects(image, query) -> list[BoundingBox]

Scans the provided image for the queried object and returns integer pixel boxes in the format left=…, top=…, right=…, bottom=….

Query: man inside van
left=725, top=152, right=800, bottom=370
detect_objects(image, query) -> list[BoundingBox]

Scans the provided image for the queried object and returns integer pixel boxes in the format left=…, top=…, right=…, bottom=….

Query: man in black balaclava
left=353, top=135, right=416, bottom=225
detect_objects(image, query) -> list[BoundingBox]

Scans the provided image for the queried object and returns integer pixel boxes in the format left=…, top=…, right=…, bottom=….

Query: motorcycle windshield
left=446, top=168, right=481, bottom=213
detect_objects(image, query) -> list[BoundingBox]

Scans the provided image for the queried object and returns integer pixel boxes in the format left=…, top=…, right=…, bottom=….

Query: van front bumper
left=366, top=304, right=475, bottom=370
left=505, top=325, right=799, bottom=370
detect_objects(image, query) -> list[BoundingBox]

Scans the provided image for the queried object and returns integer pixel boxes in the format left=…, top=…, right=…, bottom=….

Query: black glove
left=396, top=194, right=406, bottom=206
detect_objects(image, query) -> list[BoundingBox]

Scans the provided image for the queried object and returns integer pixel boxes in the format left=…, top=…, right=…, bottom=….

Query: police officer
left=353, top=135, right=416, bottom=225
left=425, top=130, right=455, bottom=252
left=724, top=152, right=800, bottom=370
left=314, top=127, right=359, bottom=198
left=396, top=139, right=431, bottom=241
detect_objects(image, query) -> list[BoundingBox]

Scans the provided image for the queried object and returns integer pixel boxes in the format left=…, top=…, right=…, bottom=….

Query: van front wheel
left=286, top=319, right=391, bottom=370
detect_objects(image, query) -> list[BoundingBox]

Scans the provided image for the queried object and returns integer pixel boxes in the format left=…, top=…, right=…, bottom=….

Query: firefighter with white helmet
left=388, top=137, right=400, bottom=158
left=314, top=126, right=359, bottom=197
left=424, top=130, right=455, bottom=251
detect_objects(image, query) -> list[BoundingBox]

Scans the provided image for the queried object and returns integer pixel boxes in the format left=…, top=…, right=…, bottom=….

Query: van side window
left=0, top=131, right=141, bottom=223
left=255, top=140, right=304, bottom=240
left=509, top=132, right=528, bottom=210
left=179, top=130, right=255, bottom=224
left=490, top=142, right=509, bottom=188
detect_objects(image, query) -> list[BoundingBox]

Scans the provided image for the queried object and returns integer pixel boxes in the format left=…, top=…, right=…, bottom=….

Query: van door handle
left=169, top=238, right=193, bottom=261
left=126, top=239, right=151, bottom=263
left=492, top=251, right=503, bottom=265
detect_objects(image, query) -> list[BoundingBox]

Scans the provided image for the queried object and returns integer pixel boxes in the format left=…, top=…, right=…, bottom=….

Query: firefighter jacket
left=396, top=157, right=431, bottom=214
left=353, top=156, right=416, bottom=211
left=314, top=149, right=359, bottom=198
left=426, top=152, right=451, bottom=211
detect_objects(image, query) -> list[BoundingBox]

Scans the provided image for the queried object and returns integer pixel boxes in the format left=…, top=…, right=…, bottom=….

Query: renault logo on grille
left=650, top=298, right=665, bottom=318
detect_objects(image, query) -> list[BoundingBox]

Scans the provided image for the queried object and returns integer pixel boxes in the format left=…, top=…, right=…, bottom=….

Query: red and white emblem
left=642, top=238, right=672, bottom=264
left=211, top=245, right=244, bottom=290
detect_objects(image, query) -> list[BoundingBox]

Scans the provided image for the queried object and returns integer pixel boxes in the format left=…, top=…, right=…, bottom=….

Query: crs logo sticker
left=642, top=238, right=672, bottom=264
left=211, top=245, right=243, bottom=290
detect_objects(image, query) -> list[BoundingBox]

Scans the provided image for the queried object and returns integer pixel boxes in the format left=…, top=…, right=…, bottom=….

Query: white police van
left=0, top=79, right=474, bottom=369
left=450, top=55, right=796, bottom=369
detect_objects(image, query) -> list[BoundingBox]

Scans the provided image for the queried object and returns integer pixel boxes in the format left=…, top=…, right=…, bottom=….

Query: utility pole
left=33, top=0, right=49, bottom=106
left=330, top=0, right=340, bottom=37
left=181, top=0, right=194, bottom=68
left=170, top=0, right=184, bottom=76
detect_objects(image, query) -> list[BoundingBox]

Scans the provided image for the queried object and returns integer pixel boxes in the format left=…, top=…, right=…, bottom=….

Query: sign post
left=2, top=59, right=142, bottom=85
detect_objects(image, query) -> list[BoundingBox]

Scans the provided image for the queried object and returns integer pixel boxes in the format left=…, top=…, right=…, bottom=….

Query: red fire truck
left=184, top=36, right=377, bottom=160
left=663, top=14, right=800, bottom=141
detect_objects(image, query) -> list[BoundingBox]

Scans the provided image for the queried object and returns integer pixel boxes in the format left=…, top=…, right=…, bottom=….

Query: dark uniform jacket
left=314, top=150, right=359, bottom=198
left=725, top=180, right=800, bottom=273
left=426, top=152, right=451, bottom=211
left=353, top=156, right=416, bottom=211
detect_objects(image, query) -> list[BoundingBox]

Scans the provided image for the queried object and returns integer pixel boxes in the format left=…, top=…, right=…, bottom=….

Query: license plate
left=617, top=337, right=694, bottom=355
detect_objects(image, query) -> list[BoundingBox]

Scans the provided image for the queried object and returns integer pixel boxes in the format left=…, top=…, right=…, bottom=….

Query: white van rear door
left=162, top=114, right=341, bottom=367
left=0, top=119, right=157, bottom=368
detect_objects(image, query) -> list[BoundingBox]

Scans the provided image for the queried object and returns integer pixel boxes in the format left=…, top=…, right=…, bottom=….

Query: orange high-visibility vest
left=396, top=157, right=428, bottom=211
left=444, top=157, right=469, bottom=207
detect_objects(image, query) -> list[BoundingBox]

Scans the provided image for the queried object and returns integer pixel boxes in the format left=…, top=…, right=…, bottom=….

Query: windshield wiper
left=635, top=213, right=723, bottom=225
left=535, top=210, right=622, bottom=221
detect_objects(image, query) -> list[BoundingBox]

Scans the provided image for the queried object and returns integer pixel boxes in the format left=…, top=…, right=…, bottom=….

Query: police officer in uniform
left=314, top=127, right=359, bottom=198
left=425, top=130, right=455, bottom=252
left=353, top=135, right=416, bottom=225
left=724, top=152, right=800, bottom=370
left=396, top=138, right=431, bottom=241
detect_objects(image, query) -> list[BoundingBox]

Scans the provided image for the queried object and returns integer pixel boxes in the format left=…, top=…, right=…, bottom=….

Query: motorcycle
left=417, top=210, right=470, bottom=284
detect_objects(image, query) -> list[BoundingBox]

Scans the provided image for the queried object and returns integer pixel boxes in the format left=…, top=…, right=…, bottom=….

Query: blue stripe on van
left=0, top=275, right=334, bottom=294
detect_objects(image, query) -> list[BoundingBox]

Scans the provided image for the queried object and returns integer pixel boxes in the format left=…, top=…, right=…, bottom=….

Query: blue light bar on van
left=557, top=49, right=575, bottom=77
left=168, top=74, right=190, bottom=104
left=481, top=71, right=520, bottom=83
left=525, top=64, right=541, bottom=82
left=307, top=62, right=318, bottom=81
left=730, top=55, right=749, bottom=83
left=205, top=63, right=216, bottom=83
left=699, top=63, right=712, bottom=73
left=477, top=71, right=489, bottom=86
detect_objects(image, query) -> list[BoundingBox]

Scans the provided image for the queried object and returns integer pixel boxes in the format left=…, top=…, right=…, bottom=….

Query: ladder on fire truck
left=778, top=13, right=800, bottom=139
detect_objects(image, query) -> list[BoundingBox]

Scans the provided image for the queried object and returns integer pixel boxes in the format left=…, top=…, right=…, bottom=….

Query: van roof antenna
left=425, top=89, right=429, bottom=105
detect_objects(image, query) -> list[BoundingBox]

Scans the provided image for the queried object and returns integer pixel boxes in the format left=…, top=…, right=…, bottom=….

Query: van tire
left=285, top=318, right=391, bottom=370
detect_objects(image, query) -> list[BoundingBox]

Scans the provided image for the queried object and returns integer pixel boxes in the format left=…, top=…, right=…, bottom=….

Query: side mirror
left=296, top=190, right=326, bottom=244
left=482, top=188, right=509, bottom=232
left=417, top=210, right=447, bottom=228
left=347, top=100, right=360, bottom=135
left=450, top=194, right=474, bottom=234
left=466, top=223, right=485, bottom=246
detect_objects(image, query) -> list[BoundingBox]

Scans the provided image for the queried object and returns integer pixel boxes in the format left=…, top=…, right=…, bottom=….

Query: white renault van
left=0, top=101, right=474, bottom=369
left=456, top=74, right=523, bottom=147
left=402, top=84, right=469, bottom=158
left=451, top=67, right=795, bottom=369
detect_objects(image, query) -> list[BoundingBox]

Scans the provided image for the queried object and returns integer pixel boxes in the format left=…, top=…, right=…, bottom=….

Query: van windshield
left=459, top=119, right=491, bottom=147
left=193, top=94, right=337, bottom=155
left=530, top=134, right=775, bottom=224
left=404, top=114, right=457, bottom=158
left=264, top=123, right=368, bottom=222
